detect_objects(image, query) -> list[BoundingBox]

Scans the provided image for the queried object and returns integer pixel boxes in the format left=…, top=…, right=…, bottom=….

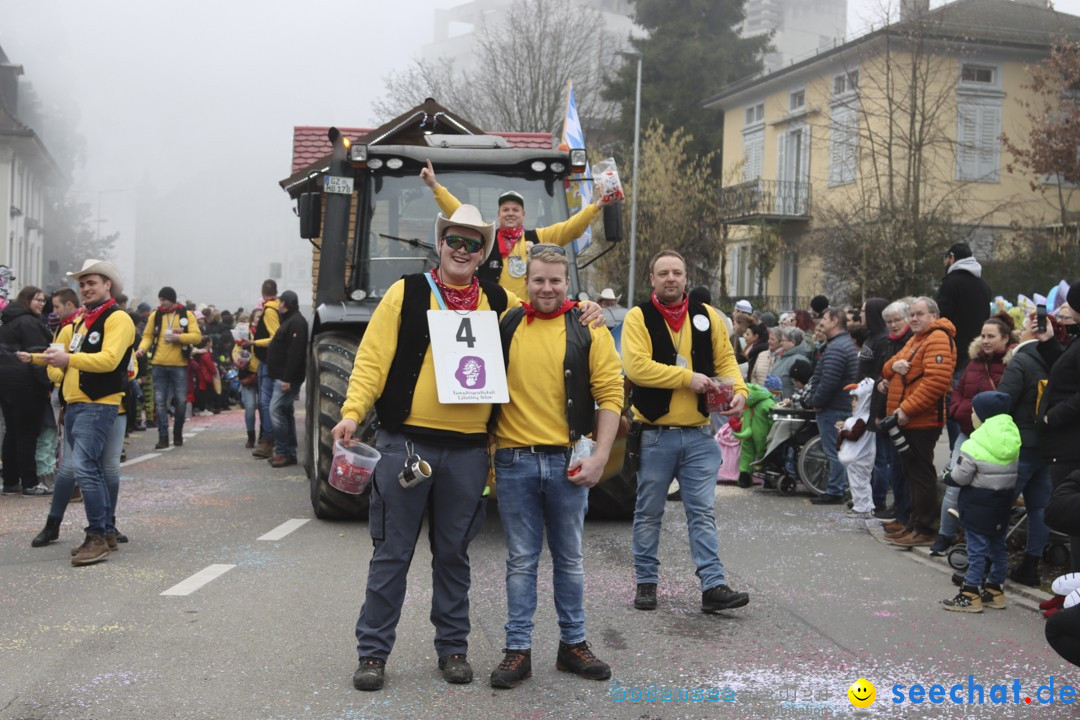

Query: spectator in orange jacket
left=879, top=296, right=957, bottom=548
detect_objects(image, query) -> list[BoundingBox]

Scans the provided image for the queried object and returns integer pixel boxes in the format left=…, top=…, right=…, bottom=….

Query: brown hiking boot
left=73, top=532, right=119, bottom=554
left=556, top=640, right=611, bottom=680
left=890, top=531, right=935, bottom=547
left=71, top=533, right=110, bottom=566
left=882, top=520, right=904, bottom=533
left=884, top=527, right=912, bottom=540
left=252, top=437, right=273, bottom=459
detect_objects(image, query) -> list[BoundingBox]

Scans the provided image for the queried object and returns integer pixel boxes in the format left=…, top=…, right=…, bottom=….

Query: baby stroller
left=756, top=406, right=829, bottom=495
left=947, top=504, right=1072, bottom=572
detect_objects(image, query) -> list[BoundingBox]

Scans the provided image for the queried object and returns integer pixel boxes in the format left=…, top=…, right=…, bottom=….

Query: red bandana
left=60, top=309, right=83, bottom=329
left=80, top=298, right=117, bottom=331
left=651, top=292, right=688, bottom=332
left=522, top=298, right=577, bottom=324
left=497, top=226, right=524, bottom=257
left=431, top=268, right=481, bottom=311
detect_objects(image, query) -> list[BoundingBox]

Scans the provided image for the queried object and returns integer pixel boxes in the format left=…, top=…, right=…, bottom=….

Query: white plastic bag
left=591, top=158, right=625, bottom=204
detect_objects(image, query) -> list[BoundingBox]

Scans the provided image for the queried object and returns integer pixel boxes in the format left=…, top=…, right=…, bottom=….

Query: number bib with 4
left=426, top=310, right=509, bottom=404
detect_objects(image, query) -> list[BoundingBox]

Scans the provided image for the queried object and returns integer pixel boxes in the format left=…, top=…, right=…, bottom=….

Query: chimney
left=900, top=0, right=931, bottom=20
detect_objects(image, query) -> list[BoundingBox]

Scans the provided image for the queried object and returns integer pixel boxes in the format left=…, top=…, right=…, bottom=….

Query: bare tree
left=374, top=0, right=618, bottom=134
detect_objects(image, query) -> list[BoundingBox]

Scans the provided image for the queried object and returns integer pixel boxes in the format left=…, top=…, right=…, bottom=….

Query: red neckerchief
left=522, top=298, right=577, bottom=325
left=651, top=291, right=688, bottom=332
left=60, top=309, right=83, bottom=329
left=431, top=268, right=480, bottom=311
left=888, top=326, right=910, bottom=341
left=157, top=304, right=184, bottom=316
left=497, top=226, right=524, bottom=257
left=80, top=299, right=117, bottom=330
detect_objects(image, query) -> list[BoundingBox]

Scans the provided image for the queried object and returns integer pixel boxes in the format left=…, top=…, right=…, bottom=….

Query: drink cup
left=49, top=343, right=65, bottom=352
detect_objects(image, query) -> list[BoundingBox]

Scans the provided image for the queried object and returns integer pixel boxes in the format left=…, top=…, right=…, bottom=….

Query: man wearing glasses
left=420, top=160, right=615, bottom=299
left=333, top=206, right=604, bottom=693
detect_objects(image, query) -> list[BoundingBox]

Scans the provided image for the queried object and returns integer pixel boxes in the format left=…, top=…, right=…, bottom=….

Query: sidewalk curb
left=866, top=521, right=1053, bottom=613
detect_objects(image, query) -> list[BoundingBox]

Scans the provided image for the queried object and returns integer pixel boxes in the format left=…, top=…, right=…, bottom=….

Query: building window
left=829, top=104, right=858, bottom=185
left=833, top=70, right=859, bottom=96
left=956, top=101, right=1002, bottom=182
left=961, top=64, right=995, bottom=85
left=789, top=89, right=805, bottom=112
left=743, top=129, right=764, bottom=182
left=745, top=103, right=764, bottom=127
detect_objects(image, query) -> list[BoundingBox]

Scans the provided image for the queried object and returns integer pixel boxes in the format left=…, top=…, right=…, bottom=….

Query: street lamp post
left=619, top=50, right=643, bottom=307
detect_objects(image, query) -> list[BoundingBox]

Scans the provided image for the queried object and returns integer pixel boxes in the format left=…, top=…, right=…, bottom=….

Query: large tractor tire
left=585, top=425, right=637, bottom=520
left=305, top=331, right=375, bottom=521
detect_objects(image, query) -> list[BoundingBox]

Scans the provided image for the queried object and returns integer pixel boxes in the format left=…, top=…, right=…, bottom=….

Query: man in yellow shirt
left=420, top=160, right=613, bottom=298
left=488, top=246, right=623, bottom=690
left=245, top=279, right=280, bottom=458
left=622, top=250, right=751, bottom=614
left=36, top=259, right=135, bottom=566
left=136, top=286, right=201, bottom=449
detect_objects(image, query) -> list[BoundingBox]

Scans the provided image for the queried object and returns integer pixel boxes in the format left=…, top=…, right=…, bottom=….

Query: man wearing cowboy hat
left=597, top=288, right=626, bottom=330
left=35, top=259, right=135, bottom=566
left=420, top=160, right=619, bottom=299
left=136, top=286, right=202, bottom=449
left=334, top=204, right=604, bottom=692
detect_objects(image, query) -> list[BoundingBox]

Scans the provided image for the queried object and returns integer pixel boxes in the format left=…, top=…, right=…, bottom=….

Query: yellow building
left=704, top=0, right=1080, bottom=307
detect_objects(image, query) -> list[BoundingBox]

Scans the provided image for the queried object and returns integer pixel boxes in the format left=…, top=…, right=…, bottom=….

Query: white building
left=0, top=46, right=58, bottom=290
left=742, top=0, right=848, bottom=72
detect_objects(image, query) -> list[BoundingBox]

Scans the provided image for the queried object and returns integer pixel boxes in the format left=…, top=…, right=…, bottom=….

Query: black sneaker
left=701, top=584, right=750, bottom=613
left=556, top=641, right=611, bottom=680
left=809, top=493, right=844, bottom=505
left=352, top=657, right=386, bottom=691
left=437, top=653, right=473, bottom=684
left=873, top=507, right=897, bottom=521
left=490, top=649, right=532, bottom=689
left=173, top=436, right=184, bottom=448
left=928, top=535, right=953, bottom=556
left=634, top=583, right=657, bottom=610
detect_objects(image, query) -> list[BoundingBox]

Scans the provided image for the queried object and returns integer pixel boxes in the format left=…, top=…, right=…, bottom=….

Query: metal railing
left=718, top=179, right=812, bottom=223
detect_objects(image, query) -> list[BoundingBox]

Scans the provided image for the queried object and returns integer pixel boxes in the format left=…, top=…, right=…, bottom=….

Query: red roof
left=290, top=126, right=554, bottom=173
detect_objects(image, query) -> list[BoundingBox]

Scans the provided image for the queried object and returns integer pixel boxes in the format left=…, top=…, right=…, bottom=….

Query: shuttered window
left=829, top=104, right=857, bottom=185
left=743, top=129, right=764, bottom=181
left=956, top=101, right=1001, bottom=182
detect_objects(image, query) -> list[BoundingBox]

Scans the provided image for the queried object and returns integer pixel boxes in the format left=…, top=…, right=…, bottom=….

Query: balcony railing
left=719, top=179, right=812, bottom=224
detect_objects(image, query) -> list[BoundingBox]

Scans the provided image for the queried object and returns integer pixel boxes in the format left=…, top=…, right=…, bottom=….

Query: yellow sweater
left=622, top=304, right=748, bottom=426
left=252, top=299, right=280, bottom=354
left=38, top=312, right=136, bottom=407
left=433, top=185, right=600, bottom=299
left=496, top=313, right=624, bottom=449
left=341, top=278, right=521, bottom=435
left=138, top=309, right=202, bottom=367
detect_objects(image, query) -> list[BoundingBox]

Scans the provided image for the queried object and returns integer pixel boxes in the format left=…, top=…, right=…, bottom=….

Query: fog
left=1, top=0, right=1078, bottom=310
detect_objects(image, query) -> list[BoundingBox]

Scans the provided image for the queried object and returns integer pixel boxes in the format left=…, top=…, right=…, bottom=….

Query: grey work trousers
left=354, top=428, right=489, bottom=661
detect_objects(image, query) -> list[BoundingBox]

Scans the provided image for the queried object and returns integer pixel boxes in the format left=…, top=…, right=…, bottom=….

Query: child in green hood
left=940, top=391, right=1020, bottom=613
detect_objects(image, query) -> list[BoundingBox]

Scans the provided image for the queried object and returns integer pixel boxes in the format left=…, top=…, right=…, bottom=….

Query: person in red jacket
left=931, top=314, right=1017, bottom=553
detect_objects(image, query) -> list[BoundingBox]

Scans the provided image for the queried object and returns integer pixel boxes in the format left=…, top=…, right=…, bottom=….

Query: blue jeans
left=939, top=432, right=969, bottom=539
left=257, top=363, right=274, bottom=439
left=873, top=432, right=906, bottom=520
left=49, top=410, right=125, bottom=533
left=241, top=382, right=258, bottom=434
left=1015, top=448, right=1052, bottom=558
left=494, top=447, right=588, bottom=649
left=152, top=365, right=188, bottom=439
left=270, top=380, right=299, bottom=458
left=633, top=425, right=728, bottom=591
left=63, top=402, right=118, bottom=536
left=869, top=432, right=888, bottom=510
left=815, top=408, right=849, bottom=498
left=964, top=527, right=1007, bottom=587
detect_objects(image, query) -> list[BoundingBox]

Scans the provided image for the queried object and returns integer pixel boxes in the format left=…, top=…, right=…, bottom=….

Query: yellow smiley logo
left=847, top=678, right=876, bottom=708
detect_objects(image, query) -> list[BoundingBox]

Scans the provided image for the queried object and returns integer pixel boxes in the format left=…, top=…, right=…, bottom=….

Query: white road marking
left=161, top=564, right=236, bottom=596
left=119, top=453, right=160, bottom=468
left=158, top=446, right=175, bottom=452
left=257, top=519, right=310, bottom=542
left=183, top=433, right=197, bottom=439
left=188, top=427, right=206, bottom=433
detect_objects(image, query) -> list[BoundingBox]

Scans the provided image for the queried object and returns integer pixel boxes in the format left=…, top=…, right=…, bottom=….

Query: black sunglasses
left=443, top=235, right=484, bottom=254
left=528, top=243, right=567, bottom=256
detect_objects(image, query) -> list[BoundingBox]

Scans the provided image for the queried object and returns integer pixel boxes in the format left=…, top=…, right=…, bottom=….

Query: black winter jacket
left=997, top=341, right=1048, bottom=448
left=808, top=332, right=858, bottom=412
left=857, top=298, right=890, bottom=381
left=0, top=304, right=52, bottom=391
left=1036, top=338, right=1080, bottom=463
left=267, top=310, right=308, bottom=385
left=936, top=258, right=991, bottom=367
left=1046, top=469, right=1080, bottom=535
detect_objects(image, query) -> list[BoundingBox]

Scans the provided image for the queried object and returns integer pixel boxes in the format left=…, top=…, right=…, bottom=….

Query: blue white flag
left=561, top=81, right=593, bottom=254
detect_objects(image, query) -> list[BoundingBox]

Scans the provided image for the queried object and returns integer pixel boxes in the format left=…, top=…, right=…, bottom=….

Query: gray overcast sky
left=0, top=0, right=1078, bottom=305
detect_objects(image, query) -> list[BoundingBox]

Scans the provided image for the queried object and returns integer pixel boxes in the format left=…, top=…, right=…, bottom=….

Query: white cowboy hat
left=67, top=258, right=124, bottom=297
left=435, top=204, right=496, bottom=259
left=599, top=288, right=621, bottom=302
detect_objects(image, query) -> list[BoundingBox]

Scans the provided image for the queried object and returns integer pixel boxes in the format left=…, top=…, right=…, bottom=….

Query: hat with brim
left=67, top=258, right=123, bottom=297
left=734, top=299, right=753, bottom=314
left=498, top=190, right=525, bottom=208
left=599, top=288, right=621, bottom=302
left=435, top=204, right=496, bottom=260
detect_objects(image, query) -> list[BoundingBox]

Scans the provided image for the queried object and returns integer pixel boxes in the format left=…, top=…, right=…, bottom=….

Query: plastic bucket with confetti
left=328, top=440, right=381, bottom=494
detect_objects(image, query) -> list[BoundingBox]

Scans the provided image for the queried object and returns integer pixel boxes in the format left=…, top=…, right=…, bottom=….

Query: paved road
left=0, top=410, right=1074, bottom=720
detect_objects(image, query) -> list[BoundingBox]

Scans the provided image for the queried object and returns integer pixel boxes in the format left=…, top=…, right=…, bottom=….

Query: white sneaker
left=198, top=410, right=213, bottom=417
left=845, top=508, right=873, bottom=519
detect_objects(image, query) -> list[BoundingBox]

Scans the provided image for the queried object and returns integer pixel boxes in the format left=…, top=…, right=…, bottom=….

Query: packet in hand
left=567, top=436, right=597, bottom=477
left=591, top=158, right=625, bottom=204
left=706, top=377, right=735, bottom=413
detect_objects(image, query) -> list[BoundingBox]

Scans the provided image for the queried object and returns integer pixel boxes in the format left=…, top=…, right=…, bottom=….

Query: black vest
left=74, top=306, right=134, bottom=401
left=493, top=306, right=595, bottom=442
left=476, top=229, right=539, bottom=285
left=631, top=300, right=715, bottom=423
left=253, top=302, right=278, bottom=362
left=375, top=273, right=508, bottom=433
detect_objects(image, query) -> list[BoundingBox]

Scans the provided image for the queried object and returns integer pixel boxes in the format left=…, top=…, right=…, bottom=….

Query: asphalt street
left=0, top=409, right=1075, bottom=720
